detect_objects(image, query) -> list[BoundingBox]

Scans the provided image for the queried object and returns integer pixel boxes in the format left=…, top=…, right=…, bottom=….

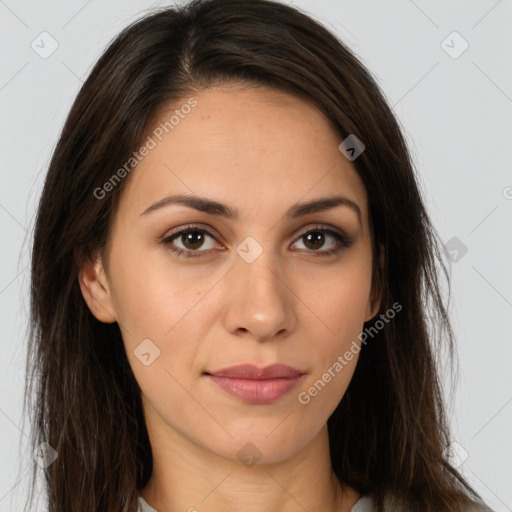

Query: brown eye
left=162, top=224, right=353, bottom=259
left=292, top=227, right=353, bottom=256
left=162, top=225, right=218, bottom=258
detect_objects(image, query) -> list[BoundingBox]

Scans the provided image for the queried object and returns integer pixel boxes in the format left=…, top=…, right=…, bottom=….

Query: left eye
left=162, top=224, right=353, bottom=258
left=291, top=228, right=352, bottom=254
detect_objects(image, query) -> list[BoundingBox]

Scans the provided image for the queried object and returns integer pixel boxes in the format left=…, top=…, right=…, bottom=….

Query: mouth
left=204, top=363, right=306, bottom=404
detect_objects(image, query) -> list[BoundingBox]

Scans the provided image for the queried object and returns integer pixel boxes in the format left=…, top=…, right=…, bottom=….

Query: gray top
left=137, top=493, right=495, bottom=512
left=137, top=493, right=374, bottom=511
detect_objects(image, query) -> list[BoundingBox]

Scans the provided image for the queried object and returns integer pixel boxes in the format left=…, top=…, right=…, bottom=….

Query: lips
left=204, top=364, right=305, bottom=404
left=206, top=363, right=304, bottom=379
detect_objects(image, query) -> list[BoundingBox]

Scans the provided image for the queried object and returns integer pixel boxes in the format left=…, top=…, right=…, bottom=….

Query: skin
left=79, top=83, right=383, bottom=512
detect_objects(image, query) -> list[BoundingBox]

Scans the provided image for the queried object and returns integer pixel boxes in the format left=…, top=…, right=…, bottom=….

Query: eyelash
left=161, top=223, right=353, bottom=259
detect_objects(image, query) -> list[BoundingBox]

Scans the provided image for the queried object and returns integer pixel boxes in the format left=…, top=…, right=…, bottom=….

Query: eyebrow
left=141, top=193, right=362, bottom=226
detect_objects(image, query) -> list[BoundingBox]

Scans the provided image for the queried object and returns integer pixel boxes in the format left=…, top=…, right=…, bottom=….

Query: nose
left=222, top=247, right=297, bottom=342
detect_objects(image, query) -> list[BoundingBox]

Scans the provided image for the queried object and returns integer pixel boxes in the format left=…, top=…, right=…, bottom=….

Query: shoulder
left=137, top=496, right=159, bottom=512
left=349, top=493, right=495, bottom=512
left=349, top=494, right=374, bottom=511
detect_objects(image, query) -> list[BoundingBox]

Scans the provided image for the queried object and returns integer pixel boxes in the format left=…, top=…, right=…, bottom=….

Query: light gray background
left=1, top=1, right=511, bottom=511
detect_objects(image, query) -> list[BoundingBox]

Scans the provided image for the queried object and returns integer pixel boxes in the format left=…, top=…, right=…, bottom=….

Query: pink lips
left=205, top=363, right=305, bottom=404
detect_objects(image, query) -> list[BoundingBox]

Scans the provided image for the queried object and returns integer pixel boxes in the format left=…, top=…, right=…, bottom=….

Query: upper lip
left=205, top=363, right=304, bottom=379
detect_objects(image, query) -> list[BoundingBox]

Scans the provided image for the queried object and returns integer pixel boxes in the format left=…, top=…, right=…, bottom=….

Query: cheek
left=108, top=240, right=209, bottom=338
left=301, top=253, right=373, bottom=341
left=294, top=256, right=372, bottom=408
left=107, top=247, right=218, bottom=399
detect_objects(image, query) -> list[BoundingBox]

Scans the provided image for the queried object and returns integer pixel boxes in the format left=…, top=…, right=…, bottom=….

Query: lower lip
left=206, top=375, right=304, bottom=404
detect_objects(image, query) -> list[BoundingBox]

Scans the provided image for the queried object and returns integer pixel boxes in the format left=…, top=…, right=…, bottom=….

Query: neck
left=139, top=413, right=360, bottom=512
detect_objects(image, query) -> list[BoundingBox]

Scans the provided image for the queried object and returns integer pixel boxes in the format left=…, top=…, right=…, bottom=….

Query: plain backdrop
left=1, top=0, right=511, bottom=510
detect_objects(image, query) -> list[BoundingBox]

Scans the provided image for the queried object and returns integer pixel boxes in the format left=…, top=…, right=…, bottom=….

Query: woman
left=25, top=0, right=494, bottom=511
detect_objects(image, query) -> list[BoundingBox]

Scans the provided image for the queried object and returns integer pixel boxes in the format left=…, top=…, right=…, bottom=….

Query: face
left=80, top=84, right=381, bottom=465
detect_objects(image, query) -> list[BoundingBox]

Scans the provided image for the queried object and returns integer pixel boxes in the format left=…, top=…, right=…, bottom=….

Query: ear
left=364, top=243, right=385, bottom=322
left=78, top=252, right=117, bottom=323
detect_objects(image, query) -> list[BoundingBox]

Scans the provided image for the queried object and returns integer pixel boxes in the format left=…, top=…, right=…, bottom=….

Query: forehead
left=117, top=85, right=369, bottom=226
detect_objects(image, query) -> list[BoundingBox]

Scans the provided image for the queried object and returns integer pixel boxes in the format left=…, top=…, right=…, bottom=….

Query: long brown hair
left=25, top=0, right=491, bottom=510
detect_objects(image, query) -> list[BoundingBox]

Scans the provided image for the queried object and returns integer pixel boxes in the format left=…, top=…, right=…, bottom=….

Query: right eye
left=161, top=224, right=220, bottom=258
